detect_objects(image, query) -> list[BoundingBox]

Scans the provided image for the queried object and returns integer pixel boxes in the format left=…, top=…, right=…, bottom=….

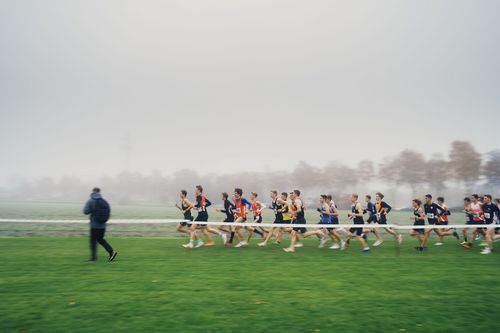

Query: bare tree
left=356, top=160, right=375, bottom=183
left=448, top=140, right=482, bottom=192
left=379, top=150, right=427, bottom=197
left=483, top=150, right=500, bottom=195
left=322, top=162, right=358, bottom=194
left=426, top=154, right=450, bottom=194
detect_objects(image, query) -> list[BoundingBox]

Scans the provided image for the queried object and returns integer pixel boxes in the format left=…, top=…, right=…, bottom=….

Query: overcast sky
left=1, top=0, right=499, bottom=186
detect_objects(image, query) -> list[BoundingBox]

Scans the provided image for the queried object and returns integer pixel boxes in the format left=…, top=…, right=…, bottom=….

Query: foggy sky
left=1, top=0, right=499, bottom=187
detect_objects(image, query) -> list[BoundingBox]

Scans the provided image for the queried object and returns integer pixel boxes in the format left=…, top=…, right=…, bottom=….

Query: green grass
left=1, top=201, right=498, bottom=332
left=1, top=237, right=499, bottom=333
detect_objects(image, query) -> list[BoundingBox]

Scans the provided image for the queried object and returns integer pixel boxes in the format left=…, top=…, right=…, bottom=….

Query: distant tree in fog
left=426, top=154, right=450, bottom=194
left=356, top=160, right=375, bottom=184
left=379, top=150, right=426, bottom=196
left=291, top=161, right=323, bottom=189
left=322, top=162, right=358, bottom=193
left=482, top=150, right=500, bottom=193
left=448, top=140, right=482, bottom=192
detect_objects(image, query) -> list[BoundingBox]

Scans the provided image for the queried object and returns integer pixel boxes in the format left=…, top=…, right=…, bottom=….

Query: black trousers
left=90, top=228, right=113, bottom=260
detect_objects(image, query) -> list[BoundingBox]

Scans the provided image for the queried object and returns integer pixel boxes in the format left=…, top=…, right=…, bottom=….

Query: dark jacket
left=83, top=192, right=109, bottom=229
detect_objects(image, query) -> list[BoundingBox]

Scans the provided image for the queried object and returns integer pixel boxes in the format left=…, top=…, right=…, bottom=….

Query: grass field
left=1, top=202, right=499, bottom=333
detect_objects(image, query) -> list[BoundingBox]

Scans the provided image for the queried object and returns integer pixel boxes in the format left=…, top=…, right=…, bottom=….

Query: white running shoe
left=373, top=240, right=384, bottom=247
left=434, top=242, right=444, bottom=246
left=318, top=238, right=327, bottom=248
left=397, top=234, right=403, bottom=245
left=329, top=243, right=340, bottom=250
left=294, top=242, right=304, bottom=248
left=480, top=247, right=492, bottom=255
left=235, top=241, right=248, bottom=248
left=195, top=241, right=204, bottom=248
left=258, top=241, right=267, bottom=247
left=221, top=233, right=227, bottom=243
left=283, top=248, right=295, bottom=253
left=182, top=243, right=194, bottom=249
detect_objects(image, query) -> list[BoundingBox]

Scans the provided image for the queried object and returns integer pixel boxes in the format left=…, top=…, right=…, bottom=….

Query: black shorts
left=274, top=217, right=283, bottom=224
left=349, top=226, right=363, bottom=236
left=195, top=212, right=208, bottom=227
left=180, top=216, right=194, bottom=227
left=224, top=217, right=234, bottom=223
left=253, top=215, right=263, bottom=223
left=280, top=220, right=292, bottom=226
left=413, top=221, right=425, bottom=234
left=366, top=215, right=377, bottom=223
left=292, top=218, right=307, bottom=233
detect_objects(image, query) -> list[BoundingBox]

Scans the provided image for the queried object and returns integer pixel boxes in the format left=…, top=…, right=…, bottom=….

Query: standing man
left=83, top=188, right=117, bottom=262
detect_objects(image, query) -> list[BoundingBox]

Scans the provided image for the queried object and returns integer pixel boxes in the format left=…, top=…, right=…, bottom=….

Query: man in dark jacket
left=83, top=188, right=117, bottom=262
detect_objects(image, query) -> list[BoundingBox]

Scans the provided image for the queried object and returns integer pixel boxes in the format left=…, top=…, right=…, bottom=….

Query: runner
left=258, top=190, right=282, bottom=247
left=283, top=190, right=325, bottom=253
left=316, top=194, right=332, bottom=248
left=423, top=194, right=459, bottom=243
left=175, top=190, right=194, bottom=236
left=363, top=194, right=381, bottom=244
left=274, top=192, right=293, bottom=245
left=248, top=192, right=268, bottom=243
left=215, top=192, right=234, bottom=245
left=233, top=188, right=252, bottom=248
left=464, top=194, right=485, bottom=248
left=409, top=199, right=427, bottom=252
left=183, top=185, right=225, bottom=248
left=372, top=192, right=403, bottom=246
left=327, top=195, right=342, bottom=249
left=341, top=194, right=370, bottom=253
left=480, top=195, right=500, bottom=254
left=435, top=197, right=454, bottom=246
left=461, top=197, right=474, bottom=247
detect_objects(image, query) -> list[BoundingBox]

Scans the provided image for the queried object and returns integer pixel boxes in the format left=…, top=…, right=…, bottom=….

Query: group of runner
left=175, top=185, right=500, bottom=254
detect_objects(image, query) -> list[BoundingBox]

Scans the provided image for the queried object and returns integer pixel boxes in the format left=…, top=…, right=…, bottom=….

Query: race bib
left=484, top=213, right=491, bottom=219
left=427, top=213, right=435, bottom=219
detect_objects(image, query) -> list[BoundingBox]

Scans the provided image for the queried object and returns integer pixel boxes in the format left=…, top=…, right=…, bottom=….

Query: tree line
left=3, top=141, right=499, bottom=208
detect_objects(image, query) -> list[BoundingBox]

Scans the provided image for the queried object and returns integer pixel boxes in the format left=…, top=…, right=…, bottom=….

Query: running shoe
left=480, top=247, right=492, bottom=255
left=318, top=238, right=327, bottom=248
left=109, top=251, right=118, bottom=262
